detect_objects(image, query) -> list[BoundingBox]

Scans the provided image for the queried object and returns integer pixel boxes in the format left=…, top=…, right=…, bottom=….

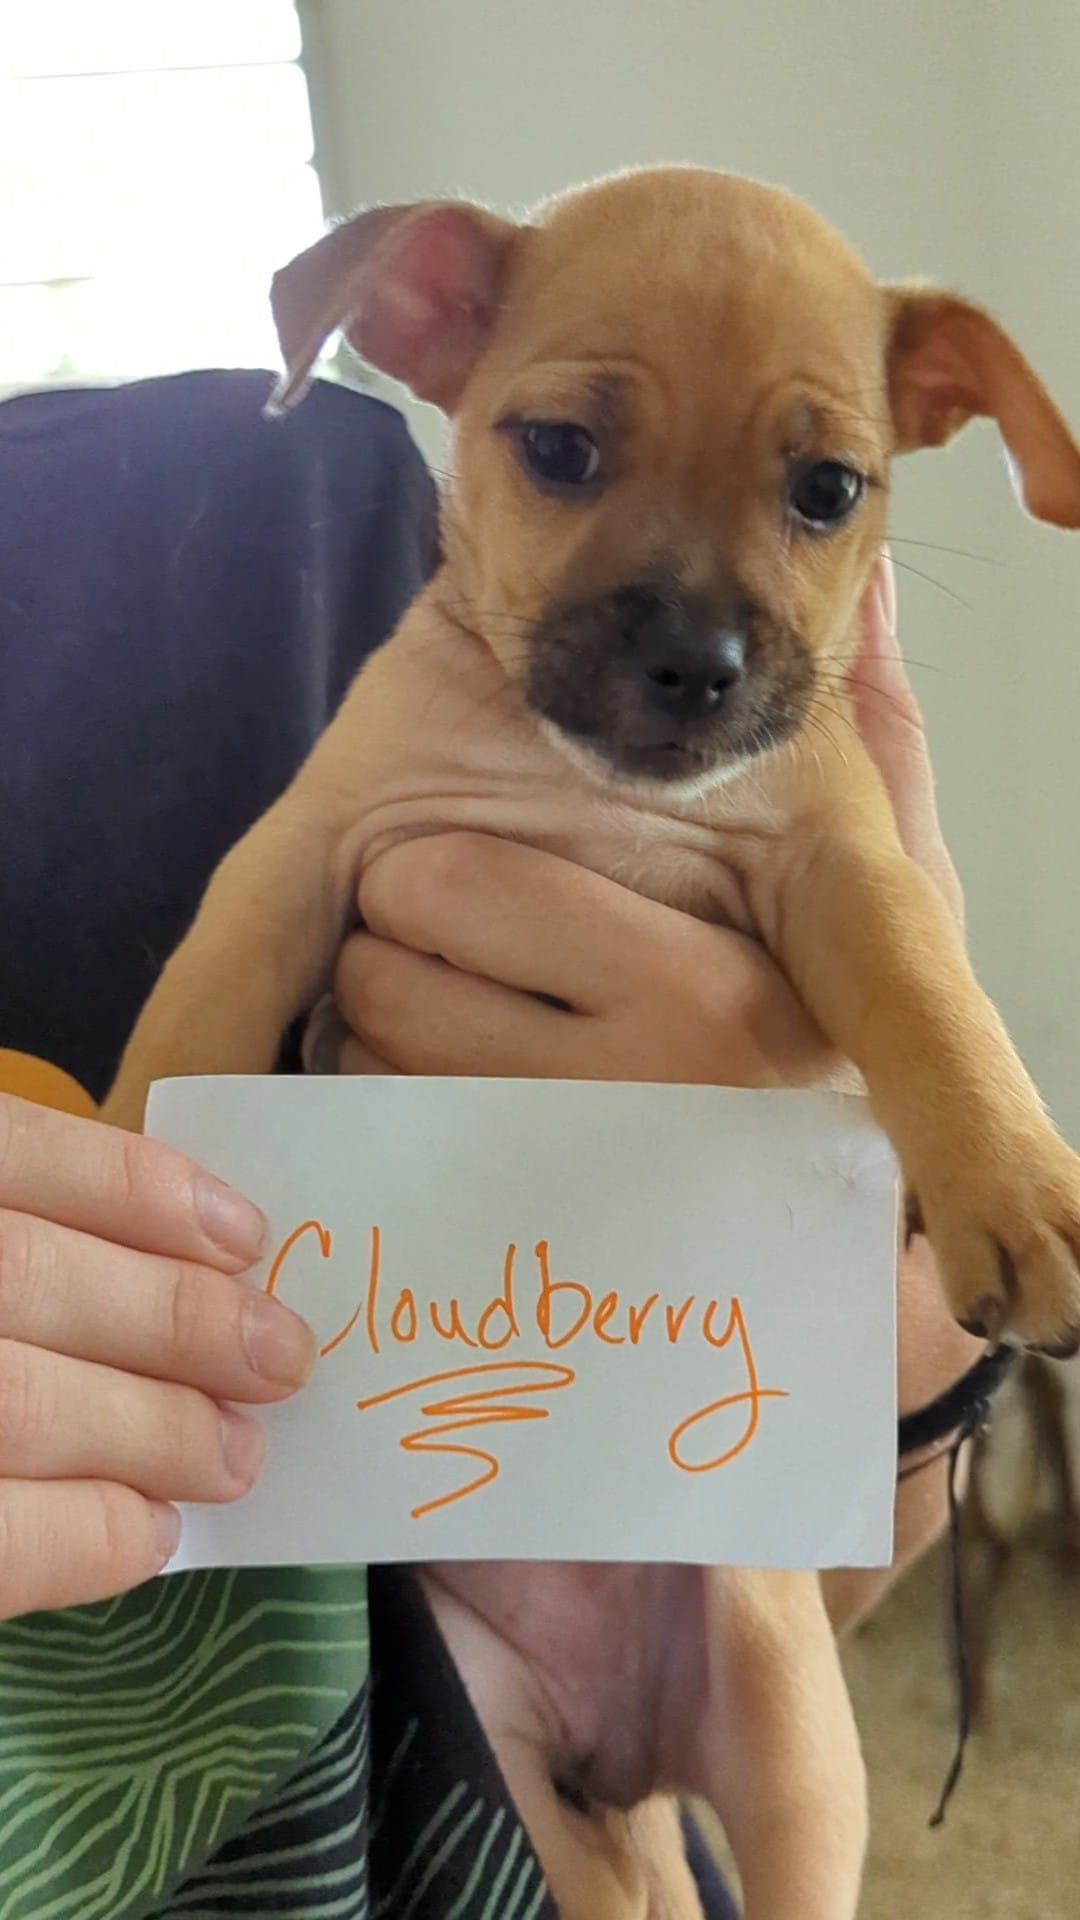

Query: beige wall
left=302, top=0, right=1080, bottom=1136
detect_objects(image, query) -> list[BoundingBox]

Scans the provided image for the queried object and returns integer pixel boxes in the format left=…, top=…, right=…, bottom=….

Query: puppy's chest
left=328, top=625, right=785, bottom=935
left=348, top=742, right=764, bottom=933
left=378, top=791, right=757, bottom=928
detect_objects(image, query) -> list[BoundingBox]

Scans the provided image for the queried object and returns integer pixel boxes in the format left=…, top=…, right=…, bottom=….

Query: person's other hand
left=848, top=553, right=963, bottom=923
left=0, top=1095, right=315, bottom=1619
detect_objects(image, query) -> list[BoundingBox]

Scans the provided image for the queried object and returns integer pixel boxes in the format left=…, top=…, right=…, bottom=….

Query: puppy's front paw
left=909, top=1124, right=1080, bottom=1356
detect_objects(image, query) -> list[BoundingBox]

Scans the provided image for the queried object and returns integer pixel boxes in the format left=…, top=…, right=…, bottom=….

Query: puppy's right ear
left=886, top=288, right=1080, bottom=529
left=267, top=201, right=520, bottom=416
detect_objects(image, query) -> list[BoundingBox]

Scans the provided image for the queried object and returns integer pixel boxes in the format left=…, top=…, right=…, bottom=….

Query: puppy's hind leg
left=699, top=1568, right=867, bottom=1920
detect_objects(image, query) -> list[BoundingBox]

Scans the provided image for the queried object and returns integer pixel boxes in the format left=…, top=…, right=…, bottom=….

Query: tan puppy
left=103, top=167, right=1080, bottom=1916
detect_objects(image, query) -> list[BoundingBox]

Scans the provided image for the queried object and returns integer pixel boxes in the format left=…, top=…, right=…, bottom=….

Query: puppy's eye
left=519, top=421, right=601, bottom=490
left=788, top=460, right=865, bottom=529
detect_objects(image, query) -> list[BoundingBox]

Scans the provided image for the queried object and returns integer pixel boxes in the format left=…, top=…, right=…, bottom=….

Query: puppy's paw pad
left=920, top=1133, right=1080, bottom=1354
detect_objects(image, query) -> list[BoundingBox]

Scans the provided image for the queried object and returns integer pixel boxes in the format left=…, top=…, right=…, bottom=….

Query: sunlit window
left=0, top=0, right=325, bottom=390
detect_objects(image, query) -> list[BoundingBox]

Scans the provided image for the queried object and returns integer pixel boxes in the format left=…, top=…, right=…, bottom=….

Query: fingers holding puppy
left=327, top=834, right=832, bottom=1087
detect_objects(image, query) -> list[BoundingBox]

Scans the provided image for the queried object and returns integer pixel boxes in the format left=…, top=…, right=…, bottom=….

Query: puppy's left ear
left=886, top=289, right=1080, bottom=529
left=268, top=200, right=521, bottom=415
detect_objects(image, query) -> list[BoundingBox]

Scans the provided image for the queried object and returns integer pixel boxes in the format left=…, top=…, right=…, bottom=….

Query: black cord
left=898, top=1345, right=1016, bottom=1457
left=894, top=1344, right=1018, bottom=1828
left=929, top=1429, right=974, bottom=1828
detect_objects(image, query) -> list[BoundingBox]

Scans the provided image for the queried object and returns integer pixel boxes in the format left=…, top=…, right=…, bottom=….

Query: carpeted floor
left=844, top=1535, right=1080, bottom=1918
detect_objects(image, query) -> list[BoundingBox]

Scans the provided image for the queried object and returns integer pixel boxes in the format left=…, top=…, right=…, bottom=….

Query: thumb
left=849, top=554, right=964, bottom=925
left=850, top=554, right=925, bottom=791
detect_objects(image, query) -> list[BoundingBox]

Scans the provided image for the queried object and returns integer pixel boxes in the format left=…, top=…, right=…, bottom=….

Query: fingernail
left=303, top=1000, right=346, bottom=1077
left=150, top=1501, right=182, bottom=1568
left=197, top=1177, right=266, bottom=1264
left=220, top=1408, right=268, bottom=1488
left=243, top=1293, right=317, bottom=1386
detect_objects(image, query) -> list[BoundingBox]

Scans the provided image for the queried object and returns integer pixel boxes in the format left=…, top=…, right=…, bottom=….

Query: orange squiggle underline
left=356, top=1361, right=576, bottom=1520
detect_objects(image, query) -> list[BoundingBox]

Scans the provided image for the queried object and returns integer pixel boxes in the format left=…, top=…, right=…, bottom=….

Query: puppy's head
left=272, top=168, right=1080, bottom=791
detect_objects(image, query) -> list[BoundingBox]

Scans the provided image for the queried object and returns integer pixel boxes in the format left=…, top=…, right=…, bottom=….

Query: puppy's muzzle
left=525, top=581, right=810, bottom=786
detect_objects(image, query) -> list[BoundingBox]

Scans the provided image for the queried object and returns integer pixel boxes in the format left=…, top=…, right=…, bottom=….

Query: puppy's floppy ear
left=886, top=288, right=1080, bottom=529
left=268, top=201, right=520, bottom=415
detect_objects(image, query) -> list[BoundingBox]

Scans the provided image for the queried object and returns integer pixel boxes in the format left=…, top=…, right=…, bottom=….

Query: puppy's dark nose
left=636, top=626, right=747, bottom=719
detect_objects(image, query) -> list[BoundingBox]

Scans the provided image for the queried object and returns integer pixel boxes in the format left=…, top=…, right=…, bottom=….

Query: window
left=0, top=0, right=325, bottom=392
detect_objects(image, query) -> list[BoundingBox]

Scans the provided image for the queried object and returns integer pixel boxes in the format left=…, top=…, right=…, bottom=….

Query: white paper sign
left=147, top=1078, right=898, bottom=1572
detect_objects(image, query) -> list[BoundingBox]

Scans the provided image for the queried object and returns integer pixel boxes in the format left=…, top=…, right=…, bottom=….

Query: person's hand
left=313, top=553, right=960, bottom=1086
left=0, top=1095, right=315, bottom=1619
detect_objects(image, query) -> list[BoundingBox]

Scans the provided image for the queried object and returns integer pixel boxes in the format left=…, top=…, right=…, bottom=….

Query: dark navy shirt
left=0, top=371, right=735, bottom=1918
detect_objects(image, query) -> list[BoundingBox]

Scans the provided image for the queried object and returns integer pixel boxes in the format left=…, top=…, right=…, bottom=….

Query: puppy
left=103, top=167, right=1080, bottom=1916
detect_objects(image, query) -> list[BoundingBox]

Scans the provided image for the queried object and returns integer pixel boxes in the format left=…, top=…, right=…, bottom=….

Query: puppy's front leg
left=102, top=800, right=350, bottom=1133
left=757, top=782, right=1080, bottom=1351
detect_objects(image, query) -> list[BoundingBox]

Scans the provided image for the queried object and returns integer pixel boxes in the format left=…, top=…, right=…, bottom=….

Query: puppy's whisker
left=888, top=536, right=1004, bottom=569
left=815, top=657, right=947, bottom=692
left=803, top=704, right=857, bottom=767
left=888, top=557, right=974, bottom=611
left=813, top=676, right=948, bottom=738
left=813, top=690, right=863, bottom=734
